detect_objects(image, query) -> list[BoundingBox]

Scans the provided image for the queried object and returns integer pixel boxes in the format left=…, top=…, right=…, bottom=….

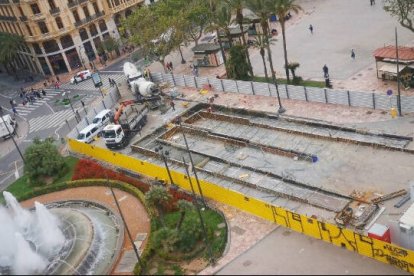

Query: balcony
left=0, top=15, right=17, bottom=22
left=68, top=0, right=88, bottom=9
left=19, top=15, right=27, bottom=21
left=0, top=0, right=9, bottom=4
left=49, top=7, right=60, bottom=15
left=74, top=11, right=105, bottom=27
left=111, top=0, right=144, bottom=13
left=13, top=0, right=20, bottom=3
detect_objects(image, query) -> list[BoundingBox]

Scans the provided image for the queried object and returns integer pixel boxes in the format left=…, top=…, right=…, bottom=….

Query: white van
left=76, top=124, right=101, bottom=143
left=92, top=109, right=113, bottom=130
left=0, top=115, right=17, bottom=140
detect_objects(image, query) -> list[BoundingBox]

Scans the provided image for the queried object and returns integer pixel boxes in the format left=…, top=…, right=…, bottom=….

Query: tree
left=384, top=0, right=414, bottom=33
left=125, top=3, right=183, bottom=72
left=101, top=36, right=120, bottom=59
left=245, top=0, right=277, bottom=83
left=175, top=199, right=195, bottom=230
left=226, top=45, right=250, bottom=80
left=286, top=62, right=299, bottom=78
left=226, top=0, right=254, bottom=77
left=23, top=138, right=68, bottom=185
left=145, top=185, right=172, bottom=226
left=0, top=32, right=25, bottom=75
left=250, top=32, right=275, bottom=82
left=271, top=0, right=302, bottom=82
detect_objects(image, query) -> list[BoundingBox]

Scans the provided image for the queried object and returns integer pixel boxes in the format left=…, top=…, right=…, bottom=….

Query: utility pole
left=155, top=145, right=174, bottom=185
left=395, top=27, right=402, bottom=117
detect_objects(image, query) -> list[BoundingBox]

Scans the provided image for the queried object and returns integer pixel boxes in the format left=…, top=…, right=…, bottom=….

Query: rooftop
left=373, top=46, right=414, bottom=61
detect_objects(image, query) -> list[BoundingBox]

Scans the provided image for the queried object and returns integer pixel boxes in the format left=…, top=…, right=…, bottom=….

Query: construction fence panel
left=163, top=73, right=175, bottom=86
left=375, top=94, right=393, bottom=110
left=173, top=75, right=186, bottom=87
left=327, top=89, right=349, bottom=106
left=196, top=76, right=209, bottom=89
left=236, top=80, right=254, bottom=95
left=68, top=139, right=414, bottom=274
left=401, top=95, right=414, bottom=113
left=183, top=75, right=196, bottom=88
left=306, top=87, right=326, bottom=103
left=222, top=79, right=239, bottom=93
left=252, top=82, right=271, bottom=96
left=208, top=78, right=224, bottom=92
left=287, top=85, right=306, bottom=101
left=350, top=91, right=374, bottom=108
left=150, top=72, right=163, bottom=83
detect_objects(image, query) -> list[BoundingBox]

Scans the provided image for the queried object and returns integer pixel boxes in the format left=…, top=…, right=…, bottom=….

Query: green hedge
left=13, top=179, right=154, bottom=276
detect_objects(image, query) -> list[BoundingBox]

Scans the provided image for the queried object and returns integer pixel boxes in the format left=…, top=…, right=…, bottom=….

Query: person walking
left=169, top=61, right=173, bottom=71
left=170, top=100, right=175, bottom=111
left=309, top=24, right=314, bottom=34
left=9, top=99, right=14, bottom=108
left=108, top=77, right=113, bottom=87
left=41, top=89, right=46, bottom=96
left=351, top=49, right=356, bottom=60
left=323, top=64, right=329, bottom=78
left=12, top=106, right=17, bottom=116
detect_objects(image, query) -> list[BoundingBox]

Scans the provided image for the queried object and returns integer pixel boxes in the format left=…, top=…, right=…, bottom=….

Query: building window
left=48, top=0, right=57, bottom=10
left=114, top=0, right=120, bottom=6
left=30, top=4, right=41, bottom=15
left=56, top=17, right=64, bottom=29
left=92, top=2, right=99, bottom=14
left=72, top=10, right=80, bottom=22
left=25, top=24, right=33, bottom=36
left=60, top=35, right=74, bottom=49
left=38, top=21, right=49, bottom=34
left=18, top=7, right=24, bottom=17
left=43, top=40, right=59, bottom=53
left=79, top=28, right=89, bottom=41
left=83, top=6, right=90, bottom=18
left=98, top=20, right=107, bottom=32
left=89, top=24, right=98, bottom=36
left=32, top=43, right=42, bottom=54
left=106, top=0, right=112, bottom=9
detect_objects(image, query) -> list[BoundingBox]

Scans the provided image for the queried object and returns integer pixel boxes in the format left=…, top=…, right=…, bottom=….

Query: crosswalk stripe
left=29, top=109, right=74, bottom=133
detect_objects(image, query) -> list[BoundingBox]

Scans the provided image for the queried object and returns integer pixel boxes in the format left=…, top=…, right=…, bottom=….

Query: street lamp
left=0, top=107, right=25, bottom=164
left=182, top=156, right=215, bottom=265
left=154, top=145, right=174, bottom=185
left=178, top=45, right=186, bottom=64
left=62, top=91, right=80, bottom=123
left=174, top=117, right=207, bottom=207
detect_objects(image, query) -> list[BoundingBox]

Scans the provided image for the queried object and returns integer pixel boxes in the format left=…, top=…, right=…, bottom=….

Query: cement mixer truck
left=123, top=61, right=163, bottom=109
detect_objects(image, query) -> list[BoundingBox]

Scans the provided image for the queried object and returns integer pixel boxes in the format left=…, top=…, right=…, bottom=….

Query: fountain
left=0, top=192, right=124, bottom=275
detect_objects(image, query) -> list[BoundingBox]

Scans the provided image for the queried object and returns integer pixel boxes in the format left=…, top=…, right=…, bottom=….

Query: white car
left=76, top=123, right=101, bottom=144
left=70, top=70, right=92, bottom=84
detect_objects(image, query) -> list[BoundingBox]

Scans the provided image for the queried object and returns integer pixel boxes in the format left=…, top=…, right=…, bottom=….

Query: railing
left=68, top=0, right=88, bottom=9
left=74, top=11, right=105, bottom=27
left=110, top=0, right=143, bottom=13
left=13, top=0, right=20, bottom=3
left=150, top=72, right=414, bottom=113
left=0, top=0, right=9, bottom=4
left=0, top=15, right=17, bottom=21
left=19, top=15, right=27, bottom=21
left=49, top=7, right=60, bottom=15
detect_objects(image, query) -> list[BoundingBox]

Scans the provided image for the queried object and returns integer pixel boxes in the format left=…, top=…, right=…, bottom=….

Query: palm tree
left=145, top=185, right=172, bottom=226
left=271, top=0, right=302, bottom=82
left=226, top=0, right=254, bottom=77
left=175, top=200, right=195, bottom=230
left=250, top=31, right=275, bottom=82
left=205, top=2, right=233, bottom=65
left=245, top=0, right=284, bottom=113
left=0, top=32, right=25, bottom=75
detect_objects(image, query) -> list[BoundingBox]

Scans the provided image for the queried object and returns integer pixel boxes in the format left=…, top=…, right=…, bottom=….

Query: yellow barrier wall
left=69, top=139, right=414, bottom=273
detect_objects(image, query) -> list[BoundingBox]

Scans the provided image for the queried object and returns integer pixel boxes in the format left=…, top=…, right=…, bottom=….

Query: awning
left=378, top=63, right=407, bottom=75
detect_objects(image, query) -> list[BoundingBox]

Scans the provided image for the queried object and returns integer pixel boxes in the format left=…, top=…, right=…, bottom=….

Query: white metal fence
left=150, top=72, right=414, bottom=113
left=66, top=87, right=121, bottom=139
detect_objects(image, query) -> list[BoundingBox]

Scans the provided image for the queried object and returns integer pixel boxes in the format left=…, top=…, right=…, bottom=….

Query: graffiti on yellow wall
left=68, top=139, right=414, bottom=273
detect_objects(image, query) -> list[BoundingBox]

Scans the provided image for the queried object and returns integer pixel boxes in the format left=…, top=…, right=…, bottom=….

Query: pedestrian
left=41, top=89, right=46, bottom=96
left=323, top=64, right=329, bottom=78
left=9, top=99, right=14, bottom=107
left=351, top=49, right=355, bottom=60
left=170, top=100, right=175, bottom=111
left=194, top=66, right=199, bottom=77
left=108, top=77, right=113, bottom=87
left=169, top=61, right=173, bottom=71
left=43, top=81, right=47, bottom=88
left=309, top=24, right=313, bottom=34
left=12, top=106, right=17, bottom=116
left=166, top=62, right=171, bottom=72
left=74, top=78, right=78, bottom=85
left=80, top=100, right=85, bottom=108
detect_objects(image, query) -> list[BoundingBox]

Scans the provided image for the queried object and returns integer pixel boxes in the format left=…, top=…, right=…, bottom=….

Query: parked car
left=92, top=109, right=113, bottom=131
left=70, top=70, right=92, bottom=84
left=76, top=123, right=101, bottom=143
